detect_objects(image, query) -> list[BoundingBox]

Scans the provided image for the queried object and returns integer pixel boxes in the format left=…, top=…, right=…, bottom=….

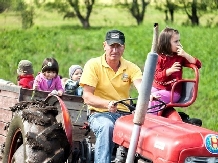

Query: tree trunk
left=129, top=0, right=150, bottom=26
left=68, top=0, right=94, bottom=28
left=169, top=9, right=174, bottom=22
left=191, top=0, right=199, bottom=25
left=164, top=10, right=168, bottom=21
left=183, top=0, right=199, bottom=26
left=81, top=19, right=90, bottom=29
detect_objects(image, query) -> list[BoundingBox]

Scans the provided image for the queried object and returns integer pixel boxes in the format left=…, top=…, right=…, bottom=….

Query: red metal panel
left=113, top=114, right=218, bottom=163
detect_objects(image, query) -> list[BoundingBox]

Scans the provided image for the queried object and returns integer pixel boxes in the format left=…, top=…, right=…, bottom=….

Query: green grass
left=0, top=6, right=218, bottom=131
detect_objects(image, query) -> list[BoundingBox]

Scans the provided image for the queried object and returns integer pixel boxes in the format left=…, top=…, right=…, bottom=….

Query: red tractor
left=82, top=62, right=218, bottom=163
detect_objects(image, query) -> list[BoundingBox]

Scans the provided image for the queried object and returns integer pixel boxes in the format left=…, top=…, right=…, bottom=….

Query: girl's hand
left=49, top=90, right=58, bottom=96
left=177, top=45, right=197, bottom=64
left=57, top=90, right=63, bottom=96
left=166, top=62, right=181, bottom=76
left=176, top=45, right=186, bottom=57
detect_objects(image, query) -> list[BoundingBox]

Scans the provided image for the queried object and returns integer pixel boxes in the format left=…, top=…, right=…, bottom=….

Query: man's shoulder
left=121, top=57, right=139, bottom=68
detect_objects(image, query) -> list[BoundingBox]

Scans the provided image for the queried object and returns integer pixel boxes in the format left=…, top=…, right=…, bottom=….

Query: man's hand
left=107, top=101, right=117, bottom=112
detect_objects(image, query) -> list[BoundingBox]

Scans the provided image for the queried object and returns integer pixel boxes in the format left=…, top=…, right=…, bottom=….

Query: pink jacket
left=33, top=73, right=64, bottom=92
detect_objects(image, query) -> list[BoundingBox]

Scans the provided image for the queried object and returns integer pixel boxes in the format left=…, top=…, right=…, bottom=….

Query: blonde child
left=33, top=57, right=64, bottom=96
left=64, top=65, right=83, bottom=96
left=17, top=60, right=34, bottom=89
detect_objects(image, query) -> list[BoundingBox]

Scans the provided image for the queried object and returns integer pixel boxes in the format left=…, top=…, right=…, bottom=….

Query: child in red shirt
left=149, top=27, right=201, bottom=114
left=17, top=60, right=34, bottom=89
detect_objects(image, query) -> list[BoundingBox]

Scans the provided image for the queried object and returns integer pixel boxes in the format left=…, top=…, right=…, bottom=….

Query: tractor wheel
left=3, top=100, right=70, bottom=163
left=79, top=138, right=94, bottom=163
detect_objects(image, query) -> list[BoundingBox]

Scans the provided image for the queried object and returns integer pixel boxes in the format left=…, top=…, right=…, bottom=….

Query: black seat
left=177, top=82, right=195, bottom=104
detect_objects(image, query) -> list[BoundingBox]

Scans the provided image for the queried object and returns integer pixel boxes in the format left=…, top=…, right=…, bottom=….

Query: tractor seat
left=166, top=64, right=199, bottom=108
left=157, top=64, right=200, bottom=120
left=177, top=82, right=194, bottom=104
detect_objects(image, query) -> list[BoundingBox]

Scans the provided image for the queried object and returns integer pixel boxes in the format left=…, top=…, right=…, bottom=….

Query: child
left=149, top=27, right=202, bottom=114
left=17, top=60, right=34, bottom=89
left=64, top=65, right=83, bottom=96
left=33, top=57, right=64, bottom=96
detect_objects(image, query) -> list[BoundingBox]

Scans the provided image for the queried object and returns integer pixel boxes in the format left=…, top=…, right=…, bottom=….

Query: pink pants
left=148, top=87, right=181, bottom=115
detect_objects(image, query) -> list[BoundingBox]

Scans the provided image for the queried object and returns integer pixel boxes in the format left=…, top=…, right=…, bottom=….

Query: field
left=0, top=5, right=218, bottom=131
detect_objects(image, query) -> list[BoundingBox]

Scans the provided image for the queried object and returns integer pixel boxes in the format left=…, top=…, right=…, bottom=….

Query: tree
left=180, top=0, right=199, bottom=25
left=67, top=0, right=95, bottom=28
left=0, top=0, right=34, bottom=29
left=154, top=0, right=218, bottom=26
left=179, top=0, right=218, bottom=26
left=125, top=0, right=150, bottom=25
left=43, top=0, right=95, bottom=28
left=165, top=0, right=178, bottom=22
left=154, top=0, right=178, bottom=22
left=0, top=0, right=11, bottom=13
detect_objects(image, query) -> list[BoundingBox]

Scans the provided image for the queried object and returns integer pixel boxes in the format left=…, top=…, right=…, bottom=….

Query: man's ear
left=103, top=41, right=106, bottom=51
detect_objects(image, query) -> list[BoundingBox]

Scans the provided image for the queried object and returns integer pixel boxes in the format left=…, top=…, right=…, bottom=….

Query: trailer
left=0, top=82, right=94, bottom=162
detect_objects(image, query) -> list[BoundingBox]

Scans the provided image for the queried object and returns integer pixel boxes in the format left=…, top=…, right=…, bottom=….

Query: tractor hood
left=113, top=114, right=218, bottom=162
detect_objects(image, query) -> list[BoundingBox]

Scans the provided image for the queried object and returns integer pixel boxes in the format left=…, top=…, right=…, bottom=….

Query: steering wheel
left=114, top=97, right=166, bottom=114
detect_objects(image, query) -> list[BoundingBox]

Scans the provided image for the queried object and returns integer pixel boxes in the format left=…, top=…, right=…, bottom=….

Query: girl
left=64, top=65, right=83, bottom=96
left=149, top=27, right=202, bottom=114
left=33, top=57, right=64, bottom=96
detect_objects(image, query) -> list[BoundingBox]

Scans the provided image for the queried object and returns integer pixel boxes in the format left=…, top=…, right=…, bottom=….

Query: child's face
left=71, top=69, right=83, bottom=81
left=43, top=71, right=57, bottom=80
left=170, top=33, right=182, bottom=53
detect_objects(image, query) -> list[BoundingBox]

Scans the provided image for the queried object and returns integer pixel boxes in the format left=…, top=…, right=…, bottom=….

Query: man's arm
left=133, top=79, right=142, bottom=92
left=82, top=84, right=111, bottom=110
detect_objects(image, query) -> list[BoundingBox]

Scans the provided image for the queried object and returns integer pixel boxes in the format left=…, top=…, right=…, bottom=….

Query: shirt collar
left=101, top=53, right=127, bottom=71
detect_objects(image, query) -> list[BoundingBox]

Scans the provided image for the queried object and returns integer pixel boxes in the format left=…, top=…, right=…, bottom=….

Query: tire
left=3, top=100, right=70, bottom=163
left=79, top=138, right=94, bottom=163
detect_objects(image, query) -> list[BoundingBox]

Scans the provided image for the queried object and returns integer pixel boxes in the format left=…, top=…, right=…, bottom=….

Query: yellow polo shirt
left=80, top=54, right=142, bottom=112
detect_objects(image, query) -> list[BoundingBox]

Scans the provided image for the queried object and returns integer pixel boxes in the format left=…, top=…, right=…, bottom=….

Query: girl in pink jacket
left=33, top=57, right=64, bottom=96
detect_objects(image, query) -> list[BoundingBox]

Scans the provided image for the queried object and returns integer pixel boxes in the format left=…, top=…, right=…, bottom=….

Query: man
left=80, top=29, right=142, bottom=163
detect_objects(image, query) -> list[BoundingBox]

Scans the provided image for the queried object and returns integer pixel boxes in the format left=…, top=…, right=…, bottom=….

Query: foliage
left=0, top=0, right=11, bottom=13
left=43, top=0, right=70, bottom=13
left=21, top=6, right=34, bottom=29
left=0, top=0, right=35, bottom=29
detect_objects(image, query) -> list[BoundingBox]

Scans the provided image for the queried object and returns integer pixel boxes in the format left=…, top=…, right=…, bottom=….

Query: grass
left=0, top=6, right=218, bottom=131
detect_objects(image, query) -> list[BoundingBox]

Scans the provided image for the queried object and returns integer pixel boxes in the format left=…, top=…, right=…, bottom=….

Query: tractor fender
left=45, top=95, right=73, bottom=147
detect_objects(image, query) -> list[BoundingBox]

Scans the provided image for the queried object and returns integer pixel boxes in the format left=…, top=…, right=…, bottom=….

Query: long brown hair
left=157, top=27, right=179, bottom=55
